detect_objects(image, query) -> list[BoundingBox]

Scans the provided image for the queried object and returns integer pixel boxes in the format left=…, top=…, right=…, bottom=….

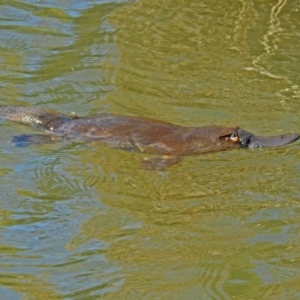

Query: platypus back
left=0, top=105, right=242, bottom=155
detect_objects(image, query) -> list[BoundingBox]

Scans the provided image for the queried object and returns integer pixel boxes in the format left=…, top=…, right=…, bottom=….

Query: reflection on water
left=1, top=0, right=300, bottom=299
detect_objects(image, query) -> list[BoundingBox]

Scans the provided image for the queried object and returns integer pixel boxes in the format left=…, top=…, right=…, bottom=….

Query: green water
left=0, top=0, right=300, bottom=299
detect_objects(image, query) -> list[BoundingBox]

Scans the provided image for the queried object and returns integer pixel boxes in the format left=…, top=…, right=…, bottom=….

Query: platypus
left=0, top=105, right=298, bottom=170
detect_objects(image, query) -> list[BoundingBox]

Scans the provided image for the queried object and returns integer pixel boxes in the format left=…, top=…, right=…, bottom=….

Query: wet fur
left=0, top=106, right=241, bottom=156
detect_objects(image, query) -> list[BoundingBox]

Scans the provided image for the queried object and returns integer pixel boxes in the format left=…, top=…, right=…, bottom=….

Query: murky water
left=1, top=0, right=300, bottom=299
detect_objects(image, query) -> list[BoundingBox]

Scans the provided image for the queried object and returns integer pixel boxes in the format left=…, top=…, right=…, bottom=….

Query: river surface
left=0, top=0, right=300, bottom=299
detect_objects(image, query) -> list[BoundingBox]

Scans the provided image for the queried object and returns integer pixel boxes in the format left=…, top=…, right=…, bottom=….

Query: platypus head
left=223, top=128, right=299, bottom=148
left=192, top=126, right=298, bottom=155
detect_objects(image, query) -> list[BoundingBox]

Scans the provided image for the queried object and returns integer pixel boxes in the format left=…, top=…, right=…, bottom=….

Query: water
left=0, top=0, right=300, bottom=299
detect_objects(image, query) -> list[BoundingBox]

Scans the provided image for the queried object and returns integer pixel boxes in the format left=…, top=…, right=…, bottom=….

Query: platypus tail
left=0, top=105, right=72, bottom=131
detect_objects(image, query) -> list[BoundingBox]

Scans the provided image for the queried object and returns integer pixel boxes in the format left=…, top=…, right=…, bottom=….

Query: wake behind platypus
left=0, top=105, right=298, bottom=170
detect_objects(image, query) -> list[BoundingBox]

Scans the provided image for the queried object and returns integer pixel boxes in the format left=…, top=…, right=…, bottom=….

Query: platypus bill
left=0, top=105, right=298, bottom=170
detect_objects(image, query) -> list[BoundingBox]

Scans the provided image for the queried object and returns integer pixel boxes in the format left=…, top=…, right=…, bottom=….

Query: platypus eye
left=230, top=133, right=239, bottom=142
left=219, top=132, right=240, bottom=142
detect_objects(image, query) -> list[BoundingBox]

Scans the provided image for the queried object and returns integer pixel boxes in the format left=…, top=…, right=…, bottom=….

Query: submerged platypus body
left=0, top=105, right=298, bottom=170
